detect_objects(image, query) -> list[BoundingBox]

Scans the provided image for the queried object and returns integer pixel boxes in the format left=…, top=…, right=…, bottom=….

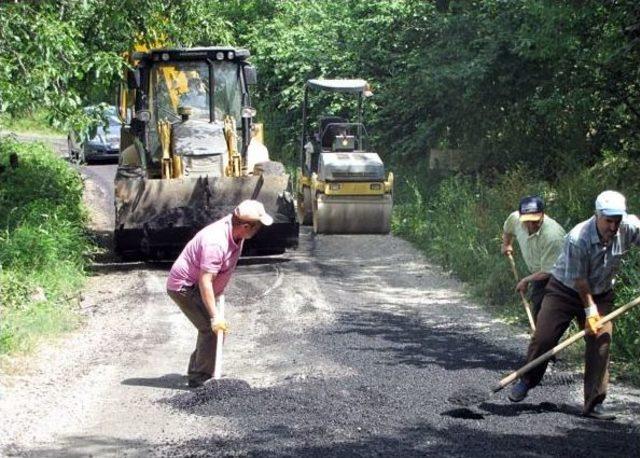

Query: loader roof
left=133, top=47, right=250, bottom=62
left=307, top=79, right=369, bottom=93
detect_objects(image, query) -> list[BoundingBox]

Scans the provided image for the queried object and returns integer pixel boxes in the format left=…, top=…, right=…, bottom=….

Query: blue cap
left=519, top=196, right=544, bottom=222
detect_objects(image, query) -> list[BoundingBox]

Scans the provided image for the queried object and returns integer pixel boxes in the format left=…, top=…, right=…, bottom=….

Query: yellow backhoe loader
left=115, top=46, right=298, bottom=258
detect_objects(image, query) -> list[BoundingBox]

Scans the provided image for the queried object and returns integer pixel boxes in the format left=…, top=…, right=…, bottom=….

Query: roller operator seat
left=319, top=116, right=348, bottom=149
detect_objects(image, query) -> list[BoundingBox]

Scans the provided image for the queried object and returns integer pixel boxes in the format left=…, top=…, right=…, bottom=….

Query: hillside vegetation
left=0, top=137, right=89, bottom=354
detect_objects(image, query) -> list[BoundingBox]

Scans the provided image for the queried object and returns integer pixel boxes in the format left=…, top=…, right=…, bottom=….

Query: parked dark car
left=68, top=106, right=121, bottom=164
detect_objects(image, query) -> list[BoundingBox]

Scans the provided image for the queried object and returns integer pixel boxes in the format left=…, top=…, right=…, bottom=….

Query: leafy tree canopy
left=1, top=0, right=639, bottom=177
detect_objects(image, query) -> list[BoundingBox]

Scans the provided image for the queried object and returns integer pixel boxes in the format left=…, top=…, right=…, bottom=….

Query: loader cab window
left=150, top=62, right=211, bottom=123
left=147, top=60, right=244, bottom=166
left=149, top=61, right=243, bottom=124
left=213, top=61, right=242, bottom=123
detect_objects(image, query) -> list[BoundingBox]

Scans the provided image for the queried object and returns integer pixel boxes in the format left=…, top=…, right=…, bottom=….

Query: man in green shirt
left=501, top=196, right=566, bottom=322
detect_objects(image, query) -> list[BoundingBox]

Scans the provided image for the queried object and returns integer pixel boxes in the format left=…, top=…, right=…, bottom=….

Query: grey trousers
left=167, top=286, right=217, bottom=383
left=522, top=276, right=613, bottom=413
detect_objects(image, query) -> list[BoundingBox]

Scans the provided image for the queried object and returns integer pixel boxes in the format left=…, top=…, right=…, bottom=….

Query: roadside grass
left=0, top=111, right=65, bottom=137
left=391, top=156, right=640, bottom=385
left=0, top=137, right=89, bottom=355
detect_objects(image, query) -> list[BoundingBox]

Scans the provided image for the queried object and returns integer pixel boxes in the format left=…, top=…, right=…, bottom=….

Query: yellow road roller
left=297, top=79, right=393, bottom=234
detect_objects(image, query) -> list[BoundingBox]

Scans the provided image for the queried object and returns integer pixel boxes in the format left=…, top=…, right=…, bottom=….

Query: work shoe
left=508, top=379, right=530, bottom=402
left=583, top=404, right=616, bottom=421
left=187, top=374, right=211, bottom=388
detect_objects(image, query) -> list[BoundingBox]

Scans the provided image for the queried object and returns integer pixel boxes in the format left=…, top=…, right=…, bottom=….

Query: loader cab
left=117, top=47, right=256, bottom=177
left=113, top=47, right=299, bottom=260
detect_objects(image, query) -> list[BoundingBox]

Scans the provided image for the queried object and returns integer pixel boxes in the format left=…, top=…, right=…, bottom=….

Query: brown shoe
left=583, top=404, right=616, bottom=421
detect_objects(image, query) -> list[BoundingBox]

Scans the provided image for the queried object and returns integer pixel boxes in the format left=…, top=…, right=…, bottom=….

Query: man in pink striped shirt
left=167, top=200, right=273, bottom=387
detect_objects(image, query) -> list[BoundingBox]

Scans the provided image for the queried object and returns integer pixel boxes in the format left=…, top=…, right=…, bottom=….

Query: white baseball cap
left=234, top=199, right=273, bottom=226
left=595, top=190, right=627, bottom=217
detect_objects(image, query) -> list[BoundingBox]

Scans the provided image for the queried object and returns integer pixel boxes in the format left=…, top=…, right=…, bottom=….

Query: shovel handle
left=507, top=253, right=520, bottom=281
left=213, top=294, right=225, bottom=380
left=507, top=254, right=536, bottom=332
left=493, top=293, right=640, bottom=392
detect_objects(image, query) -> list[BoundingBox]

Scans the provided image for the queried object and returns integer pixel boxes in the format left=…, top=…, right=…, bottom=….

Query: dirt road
left=1, top=138, right=639, bottom=456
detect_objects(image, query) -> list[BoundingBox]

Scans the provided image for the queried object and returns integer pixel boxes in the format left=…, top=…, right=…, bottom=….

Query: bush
left=0, top=136, right=89, bottom=354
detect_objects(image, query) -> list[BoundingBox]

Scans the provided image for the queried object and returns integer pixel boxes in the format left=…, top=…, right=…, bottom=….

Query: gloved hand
left=211, top=318, right=229, bottom=334
left=584, top=304, right=601, bottom=335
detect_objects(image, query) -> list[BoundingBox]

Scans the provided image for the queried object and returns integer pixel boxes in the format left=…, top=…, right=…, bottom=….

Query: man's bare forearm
left=523, top=271, right=551, bottom=283
left=502, top=233, right=514, bottom=255
left=198, top=272, right=217, bottom=319
left=574, top=278, right=596, bottom=309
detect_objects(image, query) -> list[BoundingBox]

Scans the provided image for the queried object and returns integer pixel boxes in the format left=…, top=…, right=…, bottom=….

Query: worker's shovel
left=507, top=253, right=536, bottom=332
left=213, top=294, right=225, bottom=380
left=449, top=293, right=640, bottom=406
left=493, top=293, right=640, bottom=392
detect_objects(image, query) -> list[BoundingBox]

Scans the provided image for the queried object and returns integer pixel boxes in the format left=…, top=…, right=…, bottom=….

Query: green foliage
left=0, top=141, right=85, bottom=231
left=1, top=1, right=639, bottom=175
left=0, top=0, right=237, bottom=135
left=0, top=137, right=89, bottom=354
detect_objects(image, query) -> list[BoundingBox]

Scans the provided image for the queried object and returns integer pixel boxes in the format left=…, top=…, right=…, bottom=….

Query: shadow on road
left=121, top=373, right=191, bottom=391
left=238, top=256, right=292, bottom=266
left=16, top=354, right=639, bottom=456
left=332, top=308, right=522, bottom=372
left=14, top=419, right=639, bottom=457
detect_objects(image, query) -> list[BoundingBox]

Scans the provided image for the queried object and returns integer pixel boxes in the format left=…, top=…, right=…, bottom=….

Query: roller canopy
left=307, top=79, right=369, bottom=93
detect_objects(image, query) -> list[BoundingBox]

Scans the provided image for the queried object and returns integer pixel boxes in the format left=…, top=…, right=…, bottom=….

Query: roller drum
left=313, top=194, right=392, bottom=234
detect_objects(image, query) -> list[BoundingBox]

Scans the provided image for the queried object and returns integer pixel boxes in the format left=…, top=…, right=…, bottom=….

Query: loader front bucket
left=114, top=174, right=299, bottom=259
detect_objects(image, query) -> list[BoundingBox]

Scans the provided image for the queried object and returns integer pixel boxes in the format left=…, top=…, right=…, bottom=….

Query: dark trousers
left=167, top=286, right=217, bottom=383
left=529, top=279, right=549, bottom=323
left=522, top=277, right=614, bottom=413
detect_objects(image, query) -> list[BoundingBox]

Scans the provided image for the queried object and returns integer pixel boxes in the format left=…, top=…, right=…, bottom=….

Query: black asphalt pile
left=170, top=379, right=252, bottom=409
left=163, top=316, right=637, bottom=456
left=447, top=370, right=583, bottom=407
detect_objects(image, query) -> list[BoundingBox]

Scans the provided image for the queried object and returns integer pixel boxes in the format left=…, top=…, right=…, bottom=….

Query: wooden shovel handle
left=507, top=253, right=536, bottom=332
left=493, top=293, right=640, bottom=392
left=213, top=294, right=225, bottom=380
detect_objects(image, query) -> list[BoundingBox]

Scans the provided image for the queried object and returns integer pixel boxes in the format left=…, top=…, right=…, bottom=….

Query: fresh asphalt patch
left=157, top=309, right=640, bottom=456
